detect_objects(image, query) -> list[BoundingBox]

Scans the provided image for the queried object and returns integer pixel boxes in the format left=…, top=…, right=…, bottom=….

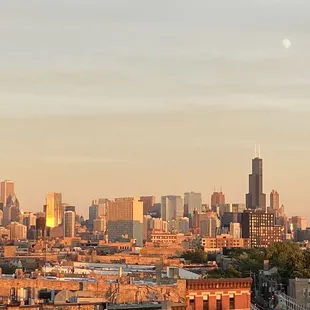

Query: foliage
left=182, top=242, right=310, bottom=286
left=0, top=263, right=18, bottom=274
left=180, top=248, right=207, bottom=264
left=266, top=242, right=310, bottom=285
left=230, top=248, right=266, bottom=276
left=204, top=267, right=242, bottom=279
left=229, top=243, right=310, bottom=285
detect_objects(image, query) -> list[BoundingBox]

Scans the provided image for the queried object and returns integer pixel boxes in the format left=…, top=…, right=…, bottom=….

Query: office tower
left=0, top=210, right=2, bottom=225
left=65, top=205, right=76, bottom=212
left=64, top=205, right=75, bottom=212
left=184, top=192, right=202, bottom=218
left=3, top=206, right=12, bottom=226
left=89, top=204, right=97, bottom=225
left=161, top=195, right=183, bottom=222
left=230, top=222, right=241, bottom=239
left=270, top=190, right=279, bottom=210
left=97, top=198, right=108, bottom=218
left=232, top=203, right=246, bottom=213
left=218, top=204, right=233, bottom=217
left=36, top=217, right=46, bottom=239
left=93, top=218, right=106, bottom=232
left=150, top=217, right=168, bottom=232
left=7, top=222, right=27, bottom=240
left=107, top=197, right=143, bottom=246
left=143, top=215, right=152, bottom=241
left=89, top=199, right=108, bottom=227
left=144, top=217, right=168, bottom=239
left=246, top=149, right=266, bottom=210
left=193, top=210, right=220, bottom=235
left=22, top=212, right=36, bottom=229
left=64, top=211, right=75, bottom=238
left=5, top=194, right=19, bottom=209
left=211, top=191, right=225, bottom=207
left=10, top=206, right=19, bottom=222
left=270, top=190, right=280, bottom=215
left=178, top=217, right=190, bottom=233
left=242, top=210, right=283, bottom=247
left=200, top=217, right=220, bottom=237
left=291, top=216, right=307, bottom=236
left=149, top=203, right=161, bottom=218
left=0, top=180, right=14, bottom=205
left=139, top=196, right=156, bottom=215
left=45, top=193, right=63, bottom=228
left=278, top=204, right=285, bottom=217
left=221, top=212, right=243, bottom=228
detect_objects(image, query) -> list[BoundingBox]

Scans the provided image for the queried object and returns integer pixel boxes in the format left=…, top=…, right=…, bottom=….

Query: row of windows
left=189, top=297, right=235, bottom=310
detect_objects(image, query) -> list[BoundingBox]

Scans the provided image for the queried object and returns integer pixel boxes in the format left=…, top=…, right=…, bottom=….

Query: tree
left=230, top=248, right=266, bottom=276
left=181, top=248, right=207, bottom=264
left=266, top=242, right=306, bottom=285
left=0, top=263, right=18, bottom=274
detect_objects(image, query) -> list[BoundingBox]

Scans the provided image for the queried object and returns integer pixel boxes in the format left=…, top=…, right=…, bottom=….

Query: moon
left=282, top=39, right=291, bottom=49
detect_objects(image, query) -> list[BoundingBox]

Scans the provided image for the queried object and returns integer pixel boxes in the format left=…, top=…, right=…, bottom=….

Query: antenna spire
left=254, top=144, right=257, bottom=158
left=258, top=144, right=261, bottom=158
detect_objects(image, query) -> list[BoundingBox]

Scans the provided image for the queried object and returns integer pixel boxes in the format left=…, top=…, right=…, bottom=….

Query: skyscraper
left=139, top=196, right=156, bottom=215
left=0, top=180, right=14, bottom=206
left=107, top=197, right=143, bottom=246
left=246, top=150, right=266, bottom=210
left=211, top=191, right=225, bottom=207
left=242, top=210, right=283, bottom=247
left=270, top=190, right=280, bottom=213
left=64, top=210, right=75, bottom=238
left=161, top=195, right=183, bottom=222
left=64, top=205, right=76, bottom=212
left=184, top=192, right=202, bottom=217
left=93, top=218, right=106, bottom=232
left=89, top=198, right=108, bottom=229
left=45, top=193, right=63, bottom=228
left=7, top=222, right=27, bottom=240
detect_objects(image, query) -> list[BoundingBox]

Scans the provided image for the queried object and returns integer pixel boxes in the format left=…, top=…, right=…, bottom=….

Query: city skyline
left=1, top=147, right=308, bottom=225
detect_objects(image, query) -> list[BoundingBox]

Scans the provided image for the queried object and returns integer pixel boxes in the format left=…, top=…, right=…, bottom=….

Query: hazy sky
left=0, top=0, right=310, bottom=222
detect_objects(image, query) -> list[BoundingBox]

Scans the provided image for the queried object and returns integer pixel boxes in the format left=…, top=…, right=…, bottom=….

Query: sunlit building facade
left=0, top=180, right=14, bottom=206
left=45, top=192, right=63, bottom=228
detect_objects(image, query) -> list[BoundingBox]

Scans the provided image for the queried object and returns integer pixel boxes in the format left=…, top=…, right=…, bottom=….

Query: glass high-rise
left=45, top=192, right=63, bottom=228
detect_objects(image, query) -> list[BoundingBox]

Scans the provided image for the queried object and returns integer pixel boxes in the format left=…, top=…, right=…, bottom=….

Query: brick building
left=242, top=210, right=284, bottom=248
left=186, top=278, right=252, bottom=309
left=201, top=234, right=251, bottom=252
left=150, top=232, right=186, bottom=245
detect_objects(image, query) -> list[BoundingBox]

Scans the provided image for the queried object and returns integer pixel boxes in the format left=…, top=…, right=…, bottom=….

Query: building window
left=189, top=299, right=195, bottom=310
left=216, top=299, right=222, bottom=310
left=203, top=300, right=209, bottom=310
left=230, top=297, right=235, bottom=309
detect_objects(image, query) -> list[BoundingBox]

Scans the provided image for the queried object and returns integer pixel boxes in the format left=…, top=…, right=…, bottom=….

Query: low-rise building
left=288, top=278, right=310, bottom=308
left=186, top=278, right=252, bottom=309
left=150, top=232, right=186, bottom=245
left=201, top=234, right=251, bottom=252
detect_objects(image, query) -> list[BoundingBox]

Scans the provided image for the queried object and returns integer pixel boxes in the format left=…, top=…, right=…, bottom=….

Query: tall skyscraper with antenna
left=246, top=145, right=266, bottom=210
